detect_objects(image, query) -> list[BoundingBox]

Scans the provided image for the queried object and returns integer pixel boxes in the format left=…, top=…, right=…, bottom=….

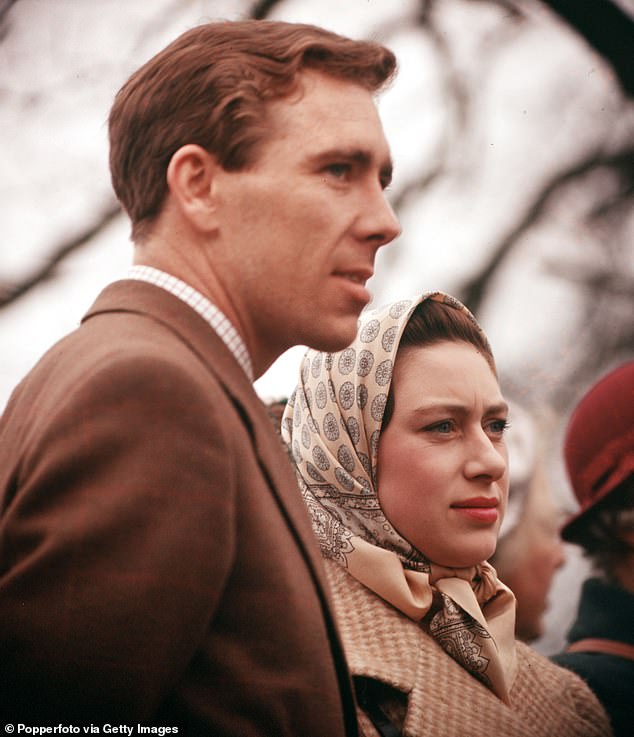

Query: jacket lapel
left=82, top=280, right=327, bottom=579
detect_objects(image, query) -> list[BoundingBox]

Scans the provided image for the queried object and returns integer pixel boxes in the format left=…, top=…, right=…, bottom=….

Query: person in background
left=0, top=20, right=400, bottom=732
left=282, top=292, right=611, bottom=737
left=490, top=400, right=566, bottom=642
left=551, top=360, right=634, bottom=737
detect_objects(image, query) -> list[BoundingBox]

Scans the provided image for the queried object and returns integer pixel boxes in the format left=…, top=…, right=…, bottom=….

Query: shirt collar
left=126, top=265, right=253, bottom=381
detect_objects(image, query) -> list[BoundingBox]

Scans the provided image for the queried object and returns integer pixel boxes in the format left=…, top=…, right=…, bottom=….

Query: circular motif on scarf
left=375, top=359, right=392, bottom=387
left=304, top=387, right=313, bottom=410
left=371, top=393, right=387, bottom=421
left=306, top=462, right=326, bottom=482
left=307, top=415, right=320, bottom=434
left=323, top=412, right=340, bottom=441
left=370, top=429, right=381, bottom=458
left=339, top=381, right=355, bottom=410
left=357, top=385, right=368, bottom=409
left=346, top=416, right=361, bottom=446
left=358, top=452, right=371, bottom=476
left=301, top=423, right=311, bottom=449
left=282, top=416, right=293, bottom=437
left=357, top=475, right=372, bottom=494
left=328, top=379, right=337, bottom=402
left=315, top=381, right=327, bottom=409
left=312, top=445, right=330, bottom=471
left=335, top=466, right=355, bottom=491
left=360, top=319, right=380, bottom=343
left=324, top=352, right=334, bottom=370
left=299, top=388, right=308, bottom=411
left=389, top=300, right=412, bottom=319
left=357, top=349, right=374, bottom=377
left=338, top=348, right=356, bottom=375
left=337, top=445, right=355, bottom=473
left=311, top=352, right=323, bottom=378
left=381, top=326, right=398, bottom=353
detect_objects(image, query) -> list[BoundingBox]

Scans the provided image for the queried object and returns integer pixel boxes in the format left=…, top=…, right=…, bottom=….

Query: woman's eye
left=426, top=420, right=454, bottom=434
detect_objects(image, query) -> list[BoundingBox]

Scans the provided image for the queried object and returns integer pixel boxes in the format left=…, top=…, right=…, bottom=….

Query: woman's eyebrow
left=407, top=402, right=468, bottom=419
left=407, top=400, right=509, bottom=418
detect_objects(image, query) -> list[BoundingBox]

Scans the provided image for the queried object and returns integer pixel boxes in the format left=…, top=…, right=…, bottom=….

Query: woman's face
left=376, top=340, right=509, bottom=568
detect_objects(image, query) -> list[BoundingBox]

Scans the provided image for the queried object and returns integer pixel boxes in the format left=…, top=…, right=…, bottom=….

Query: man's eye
left=487, top=419, right=509, bottom=435
left=326, top=163, right=351, bottom=179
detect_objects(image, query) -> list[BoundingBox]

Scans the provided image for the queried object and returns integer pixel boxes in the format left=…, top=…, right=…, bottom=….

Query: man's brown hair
left=108, top=20, right=397, bottom=242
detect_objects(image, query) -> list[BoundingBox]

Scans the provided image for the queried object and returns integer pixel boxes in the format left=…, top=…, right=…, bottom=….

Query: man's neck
left=133, top=247, right=278, bottom=378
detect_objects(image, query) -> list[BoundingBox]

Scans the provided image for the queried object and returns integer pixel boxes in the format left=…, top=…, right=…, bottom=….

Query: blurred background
left=1, top=0, right=633, bottom=654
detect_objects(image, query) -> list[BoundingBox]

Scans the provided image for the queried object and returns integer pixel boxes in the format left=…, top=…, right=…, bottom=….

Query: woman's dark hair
left=382, top=299, right=495, bottom=428
left=568, top=475, right=634, bottom=580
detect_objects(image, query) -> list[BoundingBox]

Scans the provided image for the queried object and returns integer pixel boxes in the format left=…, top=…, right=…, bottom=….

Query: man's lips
left=333, top=267, right=374, bottom=285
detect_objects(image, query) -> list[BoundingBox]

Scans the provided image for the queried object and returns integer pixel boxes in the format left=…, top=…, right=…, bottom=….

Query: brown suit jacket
left=0, top=280, right=357, bottom=735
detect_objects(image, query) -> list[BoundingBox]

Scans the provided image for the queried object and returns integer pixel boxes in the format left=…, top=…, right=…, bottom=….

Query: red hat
left=560, top=360, right=634, bottom=543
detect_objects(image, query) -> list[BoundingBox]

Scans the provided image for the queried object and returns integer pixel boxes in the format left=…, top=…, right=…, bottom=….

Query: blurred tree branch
left=539, top=0, right=634, bottom=96
left=0, top=0, right=17, bottom=22
left=1, top=0, right=632, bottom=343
left=546, top=259, right=634, bottom=408
left=459, top=147, right=634, bottom=313
left=0, top=204, right=122, bottom=308
left=250, top=0, right=282, bottom=20
left=0, top=0, right=17, bottom=40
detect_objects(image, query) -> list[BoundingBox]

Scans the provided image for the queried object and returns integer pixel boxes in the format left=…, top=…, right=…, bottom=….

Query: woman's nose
left=463, top=432, right=507, bottom=481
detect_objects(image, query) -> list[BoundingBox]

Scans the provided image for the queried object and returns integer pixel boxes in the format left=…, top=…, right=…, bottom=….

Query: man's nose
left=360, top=187, right=401, bottom=247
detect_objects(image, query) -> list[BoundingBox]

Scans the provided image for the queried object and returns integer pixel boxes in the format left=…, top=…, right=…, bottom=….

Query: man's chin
left=306, top=322, right=359, bottom=353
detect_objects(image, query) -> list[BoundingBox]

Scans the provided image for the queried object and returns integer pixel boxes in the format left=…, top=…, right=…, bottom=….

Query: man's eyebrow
left=486, top=402, right=509, bottom=416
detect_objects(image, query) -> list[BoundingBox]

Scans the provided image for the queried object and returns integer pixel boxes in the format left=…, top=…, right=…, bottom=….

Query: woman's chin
left=435, top=544, right=498, bottom=570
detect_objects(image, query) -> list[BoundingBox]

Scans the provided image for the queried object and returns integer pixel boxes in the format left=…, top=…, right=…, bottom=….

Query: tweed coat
left=324, top=561, right=612, bottom=737
left=0, top=280, right=357, bottom=735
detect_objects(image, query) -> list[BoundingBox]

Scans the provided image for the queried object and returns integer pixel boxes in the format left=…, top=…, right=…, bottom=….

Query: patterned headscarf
left=282, top=292, right=517, bottom=702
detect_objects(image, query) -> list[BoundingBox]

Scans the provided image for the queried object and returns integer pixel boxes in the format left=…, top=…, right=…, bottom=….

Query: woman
left=490, top=400, right=566, bottom=643
left=552, top=360, right=634, bottom=737
left=281, top=292, right=611, bottom=737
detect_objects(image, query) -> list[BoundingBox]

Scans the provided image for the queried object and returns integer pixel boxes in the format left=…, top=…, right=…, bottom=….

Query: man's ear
left=166, top=144, right=219, bottom=232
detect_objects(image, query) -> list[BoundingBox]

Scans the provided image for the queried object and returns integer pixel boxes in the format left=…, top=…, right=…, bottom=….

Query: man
left=0, top=20, right=400, bottom=733
left=551, top=360, right=634, bottom=737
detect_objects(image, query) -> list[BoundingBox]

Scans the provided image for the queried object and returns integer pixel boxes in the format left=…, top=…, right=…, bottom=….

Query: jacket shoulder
left=513, top=641, right=613, bottom=737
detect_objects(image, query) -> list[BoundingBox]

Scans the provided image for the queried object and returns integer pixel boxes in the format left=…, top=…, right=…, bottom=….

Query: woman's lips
left=451, top=498, right=499, bottom=524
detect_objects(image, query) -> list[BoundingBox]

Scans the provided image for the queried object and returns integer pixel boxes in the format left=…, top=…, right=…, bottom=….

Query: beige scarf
left=282, top=292, right=517, bottom=702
